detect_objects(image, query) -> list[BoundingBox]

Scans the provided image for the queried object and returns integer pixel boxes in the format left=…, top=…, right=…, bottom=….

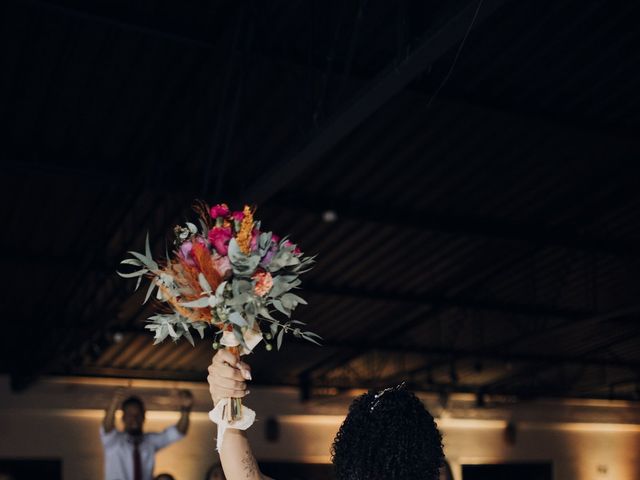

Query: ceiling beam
left=237, top=0, right=517, bottom=205
left=300, top=303, right=640, bottom=385
left=306, top=284, right=590, bottom=319
left=479, top=328, right=640, bottom=394
left=275, top=191, right=640, bottom=257
left=318, top=340, right=640, bottom=370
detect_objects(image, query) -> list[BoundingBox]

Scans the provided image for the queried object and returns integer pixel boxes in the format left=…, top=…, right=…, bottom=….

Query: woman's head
left=331, top=385, right=444, bottom=480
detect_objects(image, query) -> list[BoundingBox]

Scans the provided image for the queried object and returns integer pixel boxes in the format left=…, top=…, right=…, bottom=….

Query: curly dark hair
left=331, top=386, right=444, bottom=480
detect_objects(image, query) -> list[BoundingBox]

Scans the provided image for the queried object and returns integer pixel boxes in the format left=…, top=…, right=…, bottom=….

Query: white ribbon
left=210, top=327, right=262, bottom=450
left=209, top=401, right=256, bottom=451
left=220, top=327, right=263, bottom=354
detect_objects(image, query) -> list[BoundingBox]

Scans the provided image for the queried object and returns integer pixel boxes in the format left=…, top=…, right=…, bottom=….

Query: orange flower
left=236, top=205, right=254, bottom=254
left=253, top=270, right=273, bottom=296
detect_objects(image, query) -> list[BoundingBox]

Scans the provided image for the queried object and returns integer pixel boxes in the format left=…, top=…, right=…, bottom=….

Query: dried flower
left=236, top=205, right=254, bottom=254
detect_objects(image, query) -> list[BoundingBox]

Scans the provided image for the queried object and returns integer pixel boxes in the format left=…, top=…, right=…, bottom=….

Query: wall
left=0, top=376, right=639, bottom=480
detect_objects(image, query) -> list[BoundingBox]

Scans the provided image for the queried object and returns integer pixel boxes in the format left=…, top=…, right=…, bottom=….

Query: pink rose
left=208, top=226, right=232, bottom=256
left=210, top=203, right=230, bottom=219
left=231, top=211, right=244, bottom=222
left=271, top=234, right=281, bottom=245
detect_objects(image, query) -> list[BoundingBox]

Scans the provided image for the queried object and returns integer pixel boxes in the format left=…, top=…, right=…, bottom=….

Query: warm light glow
left=437, top=418, right=508, bottom=429
left=46, top=375, right=203, bottom=390
left=279, top=415, right=345, bottom=426
left=39, top=408, right=212, bottom=422
left=526, top=421, right=640, bottom=433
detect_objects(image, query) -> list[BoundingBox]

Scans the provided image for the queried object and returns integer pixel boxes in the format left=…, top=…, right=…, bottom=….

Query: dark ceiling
left=2, top=0, right=640, bottom=402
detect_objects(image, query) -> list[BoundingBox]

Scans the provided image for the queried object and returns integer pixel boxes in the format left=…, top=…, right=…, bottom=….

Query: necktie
left=133, top=440, right=142, bottom=480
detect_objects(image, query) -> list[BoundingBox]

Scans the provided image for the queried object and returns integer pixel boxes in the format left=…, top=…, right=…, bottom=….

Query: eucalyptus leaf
left=258, top=232, right=273, bottom=256
left=193, top=322, right=207, bottom=339
left=183, top=328, right=195, bottom=347
left=270, top=322, right=279, bottom=335
left=226, top=293, right=251, bottom=306
left=215, top=281, right=227, bottom=297
left=179, top=297, right=211, bottom=308
left=233, top=325, right=248, bottom=350
left=229, top=312, right=248, bottom=327
left=281, top=293, right=307, bottom=309
left=117, top=268, right=148, bottom=278
left=127, top=250, right=158, bottom=271
left=301, top=332, right=322, bottom=346
left=232, top=279, right=253, bottom=295
left=120, top=258, right=143, bottom=266
left=258, top=307, right=277, bottom=321
left=143, top=279, right=156, bottom=303
left=198, top=273, right=212, bottom=293
left=145, top=232, right=152, bottom=258
left=167, top=323, right=178, bottom=338
left=271, top=299, right=289, bottom=316
left=244, top=312, right=256, bottom=330
left=276, top=329, right=285, bottom=350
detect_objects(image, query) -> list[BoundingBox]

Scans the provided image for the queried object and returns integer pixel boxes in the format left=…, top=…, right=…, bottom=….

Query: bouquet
left=118, top=201, right=319, bottom=419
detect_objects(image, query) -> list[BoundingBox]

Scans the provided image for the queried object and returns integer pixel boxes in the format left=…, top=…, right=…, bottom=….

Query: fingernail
left=246, top=390, right=250, bottom=395
left=245, top=371, right=252, bottom=380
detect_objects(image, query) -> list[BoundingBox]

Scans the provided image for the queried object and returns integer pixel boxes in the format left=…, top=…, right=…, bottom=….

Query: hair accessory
left=369, top=382, right=406, bottom=412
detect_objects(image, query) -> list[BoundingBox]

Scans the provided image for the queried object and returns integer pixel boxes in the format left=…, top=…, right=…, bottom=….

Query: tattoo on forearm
left=242, top=449, right=258, bottom=478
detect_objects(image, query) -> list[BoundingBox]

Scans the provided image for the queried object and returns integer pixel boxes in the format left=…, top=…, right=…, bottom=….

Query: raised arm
left=102, top=388, right=124, bottom=433
left=176, top=389, right=193, bottom=435
left=207, top=350, right=272, bottom=480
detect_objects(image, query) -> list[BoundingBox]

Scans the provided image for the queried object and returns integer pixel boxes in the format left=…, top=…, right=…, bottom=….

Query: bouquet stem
left=227, top=397, right=243, bottom=422
left=226, top=346, right=243, bottom=422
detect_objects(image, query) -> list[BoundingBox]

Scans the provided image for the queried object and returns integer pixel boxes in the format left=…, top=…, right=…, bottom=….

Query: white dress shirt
left=100, top=425, right=184, bottom=480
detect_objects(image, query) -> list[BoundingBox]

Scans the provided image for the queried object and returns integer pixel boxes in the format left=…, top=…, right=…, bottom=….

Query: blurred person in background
left=101, top=388, right=193, bottom=480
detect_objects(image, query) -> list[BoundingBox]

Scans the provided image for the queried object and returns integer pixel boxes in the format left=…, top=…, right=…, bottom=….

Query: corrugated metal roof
left=2, top=0, right=640, bottom=400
